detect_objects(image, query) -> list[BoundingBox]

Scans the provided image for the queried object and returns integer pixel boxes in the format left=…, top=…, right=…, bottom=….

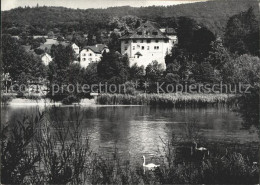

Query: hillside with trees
left=2, top=0, right=259, bottom=36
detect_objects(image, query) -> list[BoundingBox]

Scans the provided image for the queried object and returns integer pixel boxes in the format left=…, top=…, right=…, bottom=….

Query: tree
left=95, top=31, right=103, bottom=44
left=191, top=27, right=216, bottom=59
left=57, top=35, right=64, bottom=42
left=72, top=32, right=87, bottom=48
left=231, top=55, right=260, bottom=130
left=108, top=31, right=121, bottom=52
left=129, top=63, right=145, bottom=81
left=177, top=16, right=197, bottom=51
left=192, top=61, right=215, bottom=83
left=47, top=31, right=54, bottom=38
left=145, top=61, right=164, bottom=82
left=2, top=34, right=46, bottom=83
left=134, top=20, right=141, bottom=28
left=87, top=32, right=96, bottom=46
left=165, top=73, right=180, bottom=83
left=224, top=7, right=259, bottom=56
left=30, top=40, right=41, bottom=50
left=145, top=61, right=164, bottom=92
left=97, top=51, right=129, bottom=84
left=206, top=39, right=231, bottom=70
left=34, top=48, right=45, bottom=55
left=47, top=44, right=75, bottom=100
left=83, top=62, right=100, bottom=85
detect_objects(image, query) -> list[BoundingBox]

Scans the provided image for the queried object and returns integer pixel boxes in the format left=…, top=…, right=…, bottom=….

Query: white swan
left=193, top=141, right=209, bottom=156
left=143, top=156, right=160, bottom=170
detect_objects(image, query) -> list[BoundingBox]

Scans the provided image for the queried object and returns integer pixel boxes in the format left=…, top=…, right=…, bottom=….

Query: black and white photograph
left=1, top=0, right=259, bottom=184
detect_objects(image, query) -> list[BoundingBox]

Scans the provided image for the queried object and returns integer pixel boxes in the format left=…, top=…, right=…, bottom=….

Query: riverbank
left=1, top=93, right=238, bottom=107
left=96, top=93, right=237, bottom=107
left=3, top=98, right=96, bottom=106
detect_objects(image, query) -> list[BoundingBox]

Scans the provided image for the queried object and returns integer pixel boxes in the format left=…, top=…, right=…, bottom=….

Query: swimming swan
left=142, top=156, right=160, bottom=170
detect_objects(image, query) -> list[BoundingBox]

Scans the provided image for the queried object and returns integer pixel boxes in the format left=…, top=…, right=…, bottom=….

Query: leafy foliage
left=1, top=113, right=43, bottom=184
left=2, top=0, right=258, bottom=36
left=2, top=34, right=47, bottom=82
left=224, top=7, right=259, bottom=56
left=97, top=51, right=130, bottom=84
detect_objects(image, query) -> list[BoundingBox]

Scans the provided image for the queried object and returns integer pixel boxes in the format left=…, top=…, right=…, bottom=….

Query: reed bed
left=96, top=93, right=237, bottom=108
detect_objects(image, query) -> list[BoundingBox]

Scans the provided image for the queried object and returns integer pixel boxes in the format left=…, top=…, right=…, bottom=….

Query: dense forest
left=2, top=0, right=259, bottom=36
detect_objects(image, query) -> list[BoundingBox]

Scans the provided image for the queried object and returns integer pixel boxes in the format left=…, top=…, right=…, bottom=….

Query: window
left=125, top=40, right=129, bottom=44
left=164, top=40, right=168, bottom=43
left=141, top=46, right=144, bottom=50
left=154, top=46, right=159, bottom=50
left=147, top=39, right=151, bottom=43
left=133, top=40, right=137, bottom=43
left=89, top=53, right=92, bottom=56
left=155, top=39, right=159, bottom=43
left=83, top=58, right=86, bottom=61
left=137, top=31, right=142, bottom=35
left=133, top=46, right=135, bottom=50
left=125, top=46, right=127, bottom=50
left=147, top=46, right=149, bottom=50
left=83, top=53, right=86, bottom=56
left=141, top=40, right=143, bottom=43
left=152, top=31, right=158, bottom=35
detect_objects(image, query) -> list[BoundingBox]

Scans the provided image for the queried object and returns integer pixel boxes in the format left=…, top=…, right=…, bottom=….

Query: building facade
left=41, top=53, right=52, bottom=66
left=72, top=43, right=80, bottom=54
left=120, top=21, right=177, bottom=68
left=79, top=44, right=109, bottom=68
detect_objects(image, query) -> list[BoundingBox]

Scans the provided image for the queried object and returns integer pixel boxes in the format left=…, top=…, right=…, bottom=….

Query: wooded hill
left=2, top=0, right=259, bottom=36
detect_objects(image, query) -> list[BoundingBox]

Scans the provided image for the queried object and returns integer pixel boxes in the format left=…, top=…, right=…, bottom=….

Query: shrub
left=1, top=94, right=14, bottom=105
left=1, top=113, right=43, bottom=184
left=26, top=94, right=43, bottom=100
left=61, top=95, right=80, bottom=105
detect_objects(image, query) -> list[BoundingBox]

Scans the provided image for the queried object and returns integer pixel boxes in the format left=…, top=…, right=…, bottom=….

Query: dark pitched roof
left=135, top=52, right=142, bottom=56
left=83, top=44, right=108, bottom=54
left=120, top=21, right=169, bottom=40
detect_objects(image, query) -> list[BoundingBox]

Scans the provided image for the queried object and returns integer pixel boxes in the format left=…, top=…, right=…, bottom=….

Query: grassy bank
left=96, top=93, right=237, bottom=108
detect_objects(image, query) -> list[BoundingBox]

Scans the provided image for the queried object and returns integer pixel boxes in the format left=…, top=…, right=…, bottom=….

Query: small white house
left=72, top=43, right=80, bottom=54
left=80, top=44, right=109, bottom=68
left=41, top=53, right=52, bottom=66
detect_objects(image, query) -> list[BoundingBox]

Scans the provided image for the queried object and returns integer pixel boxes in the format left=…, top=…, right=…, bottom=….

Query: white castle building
left=120, top=21, right=177, bottom=68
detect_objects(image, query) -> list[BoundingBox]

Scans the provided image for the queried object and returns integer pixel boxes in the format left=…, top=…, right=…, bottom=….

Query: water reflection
left=2, top=105, right=259, bottom=162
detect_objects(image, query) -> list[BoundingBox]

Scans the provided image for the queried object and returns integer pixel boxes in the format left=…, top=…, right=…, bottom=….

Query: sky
left=2, top=0, right=206, bottom=11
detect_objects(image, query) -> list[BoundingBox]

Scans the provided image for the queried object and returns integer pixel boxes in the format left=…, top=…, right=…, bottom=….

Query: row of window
left=82, top=53, right=98, bottom=57
left=82, top=58, right=99, bottom=62
left=125, top=45, right=160, bottom=51
left=124, top=39, right=168, bottom=44
left=137, top=31, right=158, bottom=36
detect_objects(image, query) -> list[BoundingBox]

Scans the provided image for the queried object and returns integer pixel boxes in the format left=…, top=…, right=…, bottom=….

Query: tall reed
left=96, top=93, right=236, bottom=107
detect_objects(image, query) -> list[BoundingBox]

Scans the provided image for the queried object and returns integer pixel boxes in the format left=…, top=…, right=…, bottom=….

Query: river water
left=2, top=105, right=259, bottom=164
